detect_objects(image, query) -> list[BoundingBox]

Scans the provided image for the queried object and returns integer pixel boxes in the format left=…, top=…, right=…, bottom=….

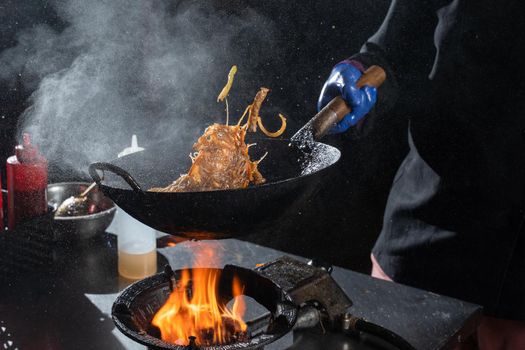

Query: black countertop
left=0, top=216, right=481, bottom=350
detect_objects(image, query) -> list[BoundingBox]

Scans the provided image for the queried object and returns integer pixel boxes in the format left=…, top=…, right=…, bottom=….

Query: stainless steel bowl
left=48, top=182, right=116, bottom=240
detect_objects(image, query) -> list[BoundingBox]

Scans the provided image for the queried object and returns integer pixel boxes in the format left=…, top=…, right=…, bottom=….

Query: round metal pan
left=89, top=136, right=340, bottom=239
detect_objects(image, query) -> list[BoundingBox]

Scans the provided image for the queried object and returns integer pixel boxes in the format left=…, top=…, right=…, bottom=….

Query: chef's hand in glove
left=317, top=61, right=377, bottom=134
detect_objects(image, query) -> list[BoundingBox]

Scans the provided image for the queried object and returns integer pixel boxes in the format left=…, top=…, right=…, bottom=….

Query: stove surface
left=0, top=215, right=481, bottom=350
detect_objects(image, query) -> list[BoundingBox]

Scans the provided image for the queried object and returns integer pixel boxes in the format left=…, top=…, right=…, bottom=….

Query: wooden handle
left=311, top=65, right=386, bottom=140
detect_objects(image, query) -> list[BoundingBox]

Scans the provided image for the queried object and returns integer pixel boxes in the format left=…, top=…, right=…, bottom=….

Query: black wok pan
left=89, top=136, right=340, bottom=239
left=89, top=66, right=385, bottom=239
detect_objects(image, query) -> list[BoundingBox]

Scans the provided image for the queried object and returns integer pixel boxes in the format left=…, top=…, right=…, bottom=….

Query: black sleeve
left=347, top=0, right=443, bottom=137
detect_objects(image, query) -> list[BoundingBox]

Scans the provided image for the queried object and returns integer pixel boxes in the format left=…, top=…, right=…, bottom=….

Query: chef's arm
left=319, top=0, right=442, bottom=135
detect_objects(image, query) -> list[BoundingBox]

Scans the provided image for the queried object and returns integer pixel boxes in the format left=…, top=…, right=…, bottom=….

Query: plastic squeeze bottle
left=116, top=135, right=157, bottom=279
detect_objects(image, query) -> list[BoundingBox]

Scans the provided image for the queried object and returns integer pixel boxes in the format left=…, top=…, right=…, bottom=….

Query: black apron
left=352, top=0, right=525, bottom=319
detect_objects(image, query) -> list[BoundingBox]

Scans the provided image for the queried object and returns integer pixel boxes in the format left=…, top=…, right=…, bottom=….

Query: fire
left=151, top=246, right=247, bottom=346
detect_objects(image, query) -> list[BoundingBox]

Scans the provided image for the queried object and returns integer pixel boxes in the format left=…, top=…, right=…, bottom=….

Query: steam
left=0, top=0, right=276, bottom=176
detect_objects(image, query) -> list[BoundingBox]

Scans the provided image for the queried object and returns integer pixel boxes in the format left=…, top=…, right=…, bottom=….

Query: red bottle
left=6, top=133, right=48, bottom=230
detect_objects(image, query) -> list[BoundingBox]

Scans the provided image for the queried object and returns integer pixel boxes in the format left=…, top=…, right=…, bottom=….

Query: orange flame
left=151, top=246, right=247, bottom=346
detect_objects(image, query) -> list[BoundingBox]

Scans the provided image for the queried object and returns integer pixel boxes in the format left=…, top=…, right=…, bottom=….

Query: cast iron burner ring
left=112, top=264, right=298, bottom=350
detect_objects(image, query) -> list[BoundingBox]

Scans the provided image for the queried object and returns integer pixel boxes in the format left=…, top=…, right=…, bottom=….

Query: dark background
left=0, top=0, right=408, bottom=273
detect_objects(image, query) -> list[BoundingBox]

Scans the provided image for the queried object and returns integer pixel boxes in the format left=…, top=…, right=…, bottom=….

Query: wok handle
left=311, top=65, right=386, bottom=140
left=88, top=162, right=144, bottom=193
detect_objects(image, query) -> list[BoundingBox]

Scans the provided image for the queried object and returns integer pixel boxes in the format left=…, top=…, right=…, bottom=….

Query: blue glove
left=317, top=62, right=377, bottom=134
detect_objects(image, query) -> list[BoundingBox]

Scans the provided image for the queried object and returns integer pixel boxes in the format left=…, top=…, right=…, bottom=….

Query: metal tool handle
left=311, top=65, right=386, bottom=140
left=88, top=162, right=144, bottom=193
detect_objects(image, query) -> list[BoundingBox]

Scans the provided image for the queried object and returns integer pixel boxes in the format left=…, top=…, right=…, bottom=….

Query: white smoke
left=0, top=0, right=277, bottom=176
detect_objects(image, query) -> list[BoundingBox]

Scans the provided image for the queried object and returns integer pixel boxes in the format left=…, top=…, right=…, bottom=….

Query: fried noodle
left=149, top=67, right=286, bottom=193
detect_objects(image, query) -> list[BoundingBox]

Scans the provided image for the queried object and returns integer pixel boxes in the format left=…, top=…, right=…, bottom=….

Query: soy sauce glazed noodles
left=149, top=66, right=287, bottom=193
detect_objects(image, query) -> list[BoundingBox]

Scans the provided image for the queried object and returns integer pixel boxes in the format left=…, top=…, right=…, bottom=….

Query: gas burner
left=112, top=257, right=414, bottom=350
left=112, top=260, right=298, bottom=350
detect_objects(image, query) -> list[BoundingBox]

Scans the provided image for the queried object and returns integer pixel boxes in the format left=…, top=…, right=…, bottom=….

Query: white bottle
left=115, top=135, right=157, bottom=280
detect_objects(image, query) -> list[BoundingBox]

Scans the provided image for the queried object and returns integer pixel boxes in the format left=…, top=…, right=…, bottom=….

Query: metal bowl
left=48, top=182, right=116, bottom=241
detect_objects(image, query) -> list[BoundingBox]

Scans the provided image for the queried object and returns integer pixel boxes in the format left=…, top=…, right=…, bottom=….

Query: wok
left=89, top=137, right=339, bottom=239
left=89, top=66, right=385, bottom=239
